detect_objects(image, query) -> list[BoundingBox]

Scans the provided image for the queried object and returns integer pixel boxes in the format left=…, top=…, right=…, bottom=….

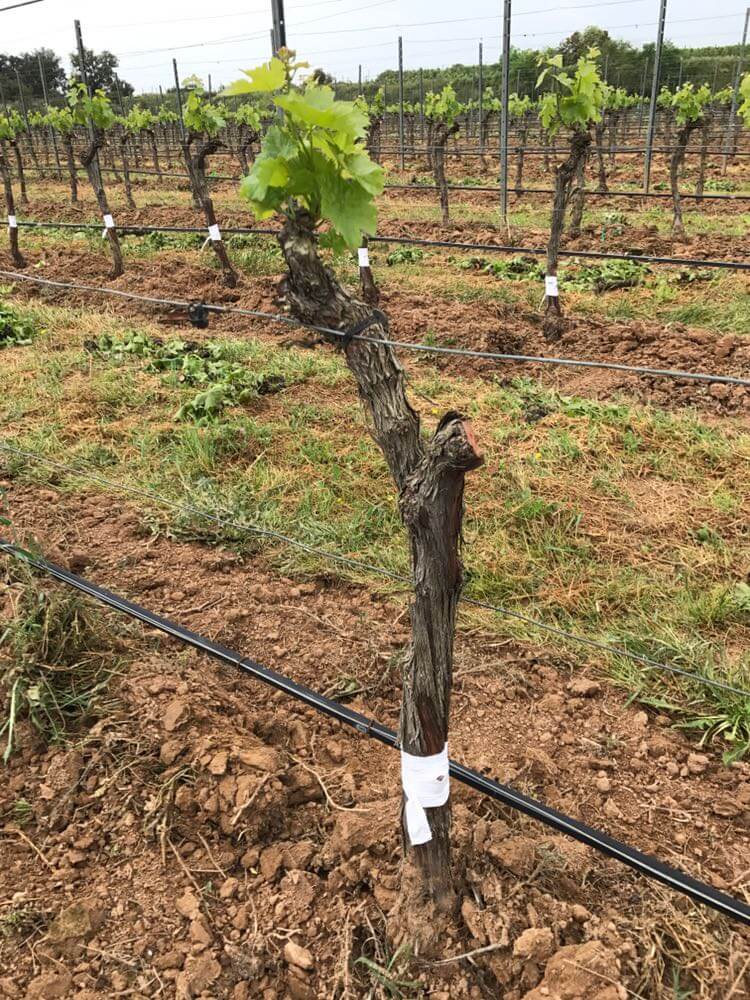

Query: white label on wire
left=208, top=224, right=221, bottom=242
left=400, top=743, right=450, bottom=846
left=545, top=275, right=559, bottom=297
left=103, top=214, right=115, bottom=229
left=358, top=247, right=370, bottom=268
left=7, top=215, right=17, bottom=229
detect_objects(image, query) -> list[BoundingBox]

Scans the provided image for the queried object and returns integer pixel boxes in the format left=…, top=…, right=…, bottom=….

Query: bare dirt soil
left=2, top=239, right=749, bottom=416
left=1, top=482, right=749, bottom=998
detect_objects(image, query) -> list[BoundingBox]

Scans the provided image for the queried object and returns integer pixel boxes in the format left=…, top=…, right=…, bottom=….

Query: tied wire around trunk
left=338, top=309, right=389, bottom=350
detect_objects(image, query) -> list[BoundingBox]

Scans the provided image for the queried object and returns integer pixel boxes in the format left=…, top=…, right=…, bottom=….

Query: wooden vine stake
left=223, top=52, right=483, bottom=946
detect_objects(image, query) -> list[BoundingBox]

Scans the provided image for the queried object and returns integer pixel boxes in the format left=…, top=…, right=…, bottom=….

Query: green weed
left=0, top=560, right=119, bottom=761
left=0, top=302, right=38, bottom=348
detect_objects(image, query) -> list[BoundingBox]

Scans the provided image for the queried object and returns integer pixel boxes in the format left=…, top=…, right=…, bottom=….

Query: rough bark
left=0, top=141, right=25, bottom=267
left=62, top=135, right=78, bottom=205
left=514, top=125, right=528, bottom=192
left=695, top=119, right=710, bottom=202
left=276, top=213, right=482, bottom=933
left=608, top=111, right=617, bottom=165
left=162, top=126, right=173, bottom=170
left=567, top=145, right=588, bottom=238
left=543, top=128, right=591, bottom=343
left=48, top=127, right=63, bottom=181
left=23, top=129, right=43, bottom=180
left=102, top=137, right=121, bottom=182
left=10, top=142, right=28, bottom=205
left=671, top=118, right=702, bottom=241
left=367, top=118, right=382, bottom=164
left=183, top=133, right=238, bottom=287
left=120, top=137, right=137, bottom=211
left=80, top=131, right=123, bottom=279
left=149, top=130, right=162, bottom=180
left=433, top=121, right=460, bottom=227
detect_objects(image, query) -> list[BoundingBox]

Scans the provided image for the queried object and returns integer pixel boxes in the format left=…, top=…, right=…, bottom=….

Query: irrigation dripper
left=188, top=302, right=209, bottom=329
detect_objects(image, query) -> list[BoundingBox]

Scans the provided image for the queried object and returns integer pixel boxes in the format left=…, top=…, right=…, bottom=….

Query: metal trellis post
left=271, top=0, right=286, bottom=53
left=722, top=6, right=750, bottom=172
left=478, top=41, right=484, bottom=155
left=37, top=52, right=62, bottom=179
left=499, top=0, right=511, bottom=222
left=172, top=59, right=186, bottom=142
left=74, top=19, right=102, bottom=190
left=398, top=36, right=405, bottom=172
left=643, top=0, right=667, bottom=194
left=419, top=67, right=424, bottom=139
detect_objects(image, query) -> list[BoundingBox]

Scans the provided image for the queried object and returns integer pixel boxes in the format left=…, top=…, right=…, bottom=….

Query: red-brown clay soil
left=1, top=482, right=749, bottom=998
left=2, top=240, right=749, bottom=415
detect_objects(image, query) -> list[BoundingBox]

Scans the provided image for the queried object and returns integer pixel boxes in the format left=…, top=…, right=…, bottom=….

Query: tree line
left=0, top=47, right=133, bottom=107
left=334, top=27, right=747, bottom=103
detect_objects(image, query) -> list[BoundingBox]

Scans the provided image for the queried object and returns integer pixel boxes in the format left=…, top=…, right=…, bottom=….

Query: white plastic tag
left=358, top=247, right=370, bottom=268
left=400, top=743, right=450, bottom=846
left=208, top=224, right=221, bottom=242
left=102, top=214, right=115, bottom=239
left=545, top=275, right=559, bottom=297
left=8, top=215, right=17, bottom=229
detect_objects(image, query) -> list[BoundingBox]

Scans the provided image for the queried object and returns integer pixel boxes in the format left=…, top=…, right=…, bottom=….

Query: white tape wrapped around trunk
left=7, top=215, right=17, bottom=229
left=545, top=275, right=559, bottom=297
left=358, top=246, right=370, bottom=268
left=208, top=223, right=221, bottom=242
left=400, top=743, right=450, bottom=846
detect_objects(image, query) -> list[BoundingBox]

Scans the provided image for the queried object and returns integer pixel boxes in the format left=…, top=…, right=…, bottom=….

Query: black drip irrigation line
left=1, top=538, right=749, bottom=928
left=3, top=441, right=748, bottom=701
left=9, top=219, right=750, bottom=271
left=2, top=267, right=750, bottom=391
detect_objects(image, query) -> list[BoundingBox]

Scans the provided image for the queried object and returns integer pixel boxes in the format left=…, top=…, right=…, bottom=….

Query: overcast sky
left=4, top=0, right=748, bottom=92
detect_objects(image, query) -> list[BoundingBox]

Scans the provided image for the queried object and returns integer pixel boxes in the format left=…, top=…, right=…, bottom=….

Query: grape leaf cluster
left=223, top=50, right=384, bottom=249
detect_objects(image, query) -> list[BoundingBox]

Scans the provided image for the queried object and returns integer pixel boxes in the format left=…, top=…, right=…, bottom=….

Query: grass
left=0, top=301, right=749, bottom=760
left=0, top=556, right=120, bottom=761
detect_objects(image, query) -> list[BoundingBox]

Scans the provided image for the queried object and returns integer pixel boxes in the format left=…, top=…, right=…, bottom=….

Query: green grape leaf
left=222, top=57, right=286, bottom=96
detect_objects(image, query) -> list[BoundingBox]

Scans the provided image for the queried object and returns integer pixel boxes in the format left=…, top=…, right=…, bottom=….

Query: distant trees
left=335, top=31, right=744, bottom=103
left=70, top=48, right=133, bottom=101
left=0, top=49, right=66, bottom=103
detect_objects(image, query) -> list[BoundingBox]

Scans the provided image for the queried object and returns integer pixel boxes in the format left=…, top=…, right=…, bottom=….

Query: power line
left=1, top=443, right=748, bottom=701
left=0, top=0, right=43, bottom=11
left=113, top=0, right=650, bottom=58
